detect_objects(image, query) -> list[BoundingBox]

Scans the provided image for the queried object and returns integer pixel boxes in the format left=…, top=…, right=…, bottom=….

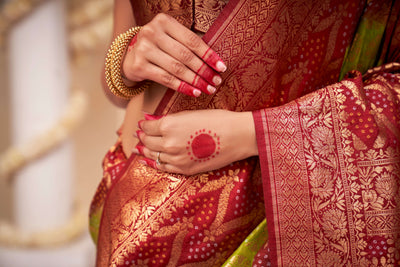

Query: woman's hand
left=123, top=13, right=226, bottom=98
left=133, top=110, right=259, bottom=175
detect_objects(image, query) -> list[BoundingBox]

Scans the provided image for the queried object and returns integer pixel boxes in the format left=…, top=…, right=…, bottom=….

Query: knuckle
left=179, top=49, right=194, bottom=63
left=158, top=119, right=169, bottom=134
left=153, top=13, right=170, bottom=25
left=140, top=25, right=155, bottom=38
left=129, top=60, right=142, bottom=73
left=162, top=141, right=178, bottom=154
left=136, top=38, right=150, bottom=51
left=186, top=32, right=201, bottom=50
left=160, top=73, right=175, bottom=87
left=127, top=61, right=146, bottom=81
left=172, top=61, right=185, bottom=76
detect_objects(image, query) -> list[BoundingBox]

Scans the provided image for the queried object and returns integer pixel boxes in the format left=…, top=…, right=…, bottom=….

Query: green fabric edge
left=339, top=16, right=386, bottom=80
left=221, top=219, right=268, bottom=267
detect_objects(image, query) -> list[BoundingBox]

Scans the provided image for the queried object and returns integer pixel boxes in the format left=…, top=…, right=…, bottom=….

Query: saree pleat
left=90, top=0, right=400, bottom=266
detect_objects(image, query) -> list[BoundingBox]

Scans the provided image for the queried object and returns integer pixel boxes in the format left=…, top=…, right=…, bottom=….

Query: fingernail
left=213, top=76, right=222, bottom=85
left=138, top=120, right=145, bottom=129
left=136, top=130, right=143, bottom=139
left=144, top=113, right=163, bottom=121
left=216, top=61, right=227, bottom=72
left=135, top=145, right=145, bottom=155
left=207, top=85, right=216, bottom=94
left=132, top=147, right=139, bottom=154
left=193, top=89, right=201, bottom=97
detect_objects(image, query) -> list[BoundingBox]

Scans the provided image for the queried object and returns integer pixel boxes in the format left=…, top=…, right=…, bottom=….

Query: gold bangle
left=105, top=26, right=150, bottom=99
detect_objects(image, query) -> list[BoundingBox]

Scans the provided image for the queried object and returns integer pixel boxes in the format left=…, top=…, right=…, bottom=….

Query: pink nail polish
left=136, top=130, right=143, bottom=139
left=193, top=89, right=201, bottom=97
left=144, top=113, right=163, bottom=121
left=216, top=61, right=227, bottom=72
left=213, top=76, right=222, bottom=86
left=207, top=85, right=216, bottom=94
left=138, top=120, right=145, bottom=129
left=135, top=145, right=145, bottom=155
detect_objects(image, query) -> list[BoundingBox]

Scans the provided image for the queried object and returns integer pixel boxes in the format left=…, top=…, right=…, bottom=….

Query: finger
left=138, top=157, right=174, bottom=172
left=141, top=62, right=202, bottom=97
left=136, top=131, right=164, bottom=152
left=201, top=48, right=227, bottom=72
left=156, top=162, right=182, bottom=174
left=133, top=145, right=178, bottom=169
left=134, top=145, right=166, bottom=162
left=139, top=119, right=163, bottom=136
left=147, top=47, right=216, bottom=95
left=197, top=62, right=222, bottom=86
left=132, top=144, right=145, bottom=156
left=160, top=14, right=227, bottom=72
left=157, top=36, right=222, bottom=86
left=143, top=113, right=164, bottom=121
left=138, top=158, right=158, bottom=169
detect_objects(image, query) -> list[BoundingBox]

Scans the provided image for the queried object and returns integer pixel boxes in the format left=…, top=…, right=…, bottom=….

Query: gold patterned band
left=105, top=26, right=150, bottom=99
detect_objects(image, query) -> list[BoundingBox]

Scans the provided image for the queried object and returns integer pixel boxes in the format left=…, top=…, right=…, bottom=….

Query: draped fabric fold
left=253, top=64, right=400, bottom=266
left=90, top=0, right=400, bottom=266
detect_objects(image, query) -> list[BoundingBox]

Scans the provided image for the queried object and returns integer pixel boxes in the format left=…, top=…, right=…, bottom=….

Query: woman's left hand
left=134, top=109, right=259, bottom=175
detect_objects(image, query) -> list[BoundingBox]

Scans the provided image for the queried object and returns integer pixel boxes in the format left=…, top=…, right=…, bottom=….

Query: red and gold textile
left=253, top=64, right=400, bottom=266
left=90, top=0, right=400, bottom=266
left=129, top=0, right=230, bottom=33
left=89, top=136, right=128, bottom=245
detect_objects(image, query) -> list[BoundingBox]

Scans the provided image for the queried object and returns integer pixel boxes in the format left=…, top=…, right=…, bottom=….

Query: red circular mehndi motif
left=187, top=129, right=220, bottom=162
left=192, top=134, right=216, bottom=158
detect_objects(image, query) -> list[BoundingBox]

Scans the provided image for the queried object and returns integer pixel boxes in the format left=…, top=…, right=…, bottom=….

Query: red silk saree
left=90, top=0, right=400, bottom=266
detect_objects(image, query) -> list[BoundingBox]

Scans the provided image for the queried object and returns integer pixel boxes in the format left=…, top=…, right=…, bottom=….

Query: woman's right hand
left=122, top=13, right=227, bottom=98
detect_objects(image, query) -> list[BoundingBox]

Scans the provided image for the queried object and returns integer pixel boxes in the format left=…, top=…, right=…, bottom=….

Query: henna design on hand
left=192, top=75, right=216, bottom=94
left=177, top=81, right=201, bottom=97
left=186, top=129, right=220, bottom=162
left=196, top=62, right=222, bottom=86
left=201, top=48, right=227, bottom=72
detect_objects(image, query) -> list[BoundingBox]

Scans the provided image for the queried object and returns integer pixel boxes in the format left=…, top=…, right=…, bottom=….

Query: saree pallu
left=252, top=65, right=400, bottom=266
left=90, top=0, right=399, bottom=266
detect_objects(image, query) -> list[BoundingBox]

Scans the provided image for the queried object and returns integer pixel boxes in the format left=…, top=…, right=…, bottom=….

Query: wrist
left=105, top=26, right=147, bottom=99
left=233, top=111, right=259, bottom=157
left=121, top=75, right=137, bottom=88
left=121, top=35, right=138, bottom=88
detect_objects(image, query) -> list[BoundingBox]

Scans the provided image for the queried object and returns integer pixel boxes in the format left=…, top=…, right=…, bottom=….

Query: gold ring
left=156, top=151, right=161, bottom=165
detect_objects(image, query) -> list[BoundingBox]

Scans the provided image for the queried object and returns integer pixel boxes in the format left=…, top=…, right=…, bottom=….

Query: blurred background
left=0, top=0, right=125, bottom=266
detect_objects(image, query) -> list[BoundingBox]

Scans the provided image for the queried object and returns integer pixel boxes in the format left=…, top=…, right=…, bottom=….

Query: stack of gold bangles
left=105, top=26, right=150, bottom=99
